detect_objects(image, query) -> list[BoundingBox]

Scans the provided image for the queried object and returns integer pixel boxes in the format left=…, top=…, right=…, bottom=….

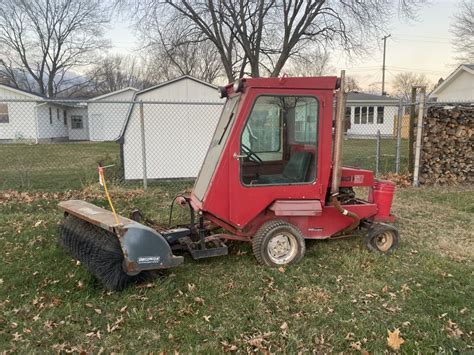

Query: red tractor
left=58, top=73, right=399, bottom=291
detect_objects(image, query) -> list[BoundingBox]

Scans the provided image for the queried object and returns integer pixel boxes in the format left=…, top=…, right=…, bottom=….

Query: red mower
left=58, top=72, right=398, bottom=291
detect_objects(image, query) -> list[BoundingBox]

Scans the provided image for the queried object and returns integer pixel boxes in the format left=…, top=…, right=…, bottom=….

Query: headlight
left=233, top=79, right=244, bottom=93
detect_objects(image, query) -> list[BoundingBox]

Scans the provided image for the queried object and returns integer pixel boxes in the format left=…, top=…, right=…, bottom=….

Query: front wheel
left=252, top=219, right=306, bottom=267
left=364, top=223, right=399, bottom=254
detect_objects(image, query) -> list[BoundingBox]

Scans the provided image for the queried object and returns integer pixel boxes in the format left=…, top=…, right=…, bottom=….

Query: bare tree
left=345, top=76, right=362, bottom=92
left=0, top=0, right=110, bottom=97
left=284, top=48, right=334, bottom=77
left=140, top=17, right=223, bottom=83
left=391, top=72, right=432, bottom=102
left=119, top=0, right=425, bottom=82
left=87, top=54, right=147, bottom=94
left=450, top=0, right=474, bottom=63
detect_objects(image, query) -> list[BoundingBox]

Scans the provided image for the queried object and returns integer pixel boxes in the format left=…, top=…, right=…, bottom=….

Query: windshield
left=194, top=95, right=240, bottom=200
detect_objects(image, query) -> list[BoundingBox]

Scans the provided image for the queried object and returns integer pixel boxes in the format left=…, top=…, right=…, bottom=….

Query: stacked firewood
left=420, top=105, right=473, bottom=185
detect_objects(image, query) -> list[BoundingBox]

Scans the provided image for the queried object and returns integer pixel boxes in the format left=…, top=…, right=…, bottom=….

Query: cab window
left=240, top=96, right=319, bottom=186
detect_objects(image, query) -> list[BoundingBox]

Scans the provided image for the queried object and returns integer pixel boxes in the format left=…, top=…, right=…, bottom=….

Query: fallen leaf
left=94, top=308, right=102, bottom=315
left=187, top=283, right=196, bottom=292
left=34, top=220, right=43, bottom=227
left=203, top=315, right=211, bottom=322
left=460, top=308, right=467, bottom=314
left=387, top=328, right=405, bottom=351
left=445, top=319, right=463, bottom=338
left=247, top=337, right=264, bottom=349
left=120, top=306, right=128, bottom=313
left=280, top=321, right=288, bottom=331
left=278, top=266, right=285, bottom=273
left=194, top=297, right=205, bottom=305
left=351, top=341, right=362, bottom=351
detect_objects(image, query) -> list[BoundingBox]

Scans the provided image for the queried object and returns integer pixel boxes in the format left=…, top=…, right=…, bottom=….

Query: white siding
left=67, top=107, right=89, bottom=140
left=36, top=104, right=69, bottom=140
left=88, top=89, right=136, bottom=141
left=433, top=71, right=474, bottom=102
left=0, top=87, right=38, bottom=141
left=123, top=78, right=223, bottom=180
left=346, top=105, right=397, bottom=137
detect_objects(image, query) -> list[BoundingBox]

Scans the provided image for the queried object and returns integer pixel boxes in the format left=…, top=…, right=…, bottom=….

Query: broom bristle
left=58, top=215, right=151, bottom=291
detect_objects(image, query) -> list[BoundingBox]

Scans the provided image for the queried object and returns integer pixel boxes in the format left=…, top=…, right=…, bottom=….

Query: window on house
left=0, top=104, right=9, bottom=123
left=354, top=107, right=360, bottom=124
left=57, top=108, right=60, bottom=121
left=49, top=107, right=52, bottom=124
left=361, top=107, right=367, bottom=124
left=71, top=115, right=83, bottom=129
left=377, top=107, right=384, bottom=124
left=368, top=107, right=374, bottom=123
left=63, top=110, right=67, bottom=125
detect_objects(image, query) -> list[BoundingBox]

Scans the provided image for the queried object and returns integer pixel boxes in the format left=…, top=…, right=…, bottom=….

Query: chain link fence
left=3, top=97, right=468, bottom=192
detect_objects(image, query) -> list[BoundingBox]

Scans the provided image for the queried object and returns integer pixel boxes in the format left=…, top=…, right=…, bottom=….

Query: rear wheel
left=252, top=219, right=305, bottom=267
left=364, top=223, right=399, bottom=254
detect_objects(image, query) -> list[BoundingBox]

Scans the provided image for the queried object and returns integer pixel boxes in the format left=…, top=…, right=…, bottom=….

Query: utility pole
left=381, top=34, right=391, bottom=96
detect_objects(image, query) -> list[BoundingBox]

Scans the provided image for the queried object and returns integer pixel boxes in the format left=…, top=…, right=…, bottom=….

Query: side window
left=0, top=104, right=9, bottom=123
left=242, top=98, right=281, bottom=153
left=368, top=107, right=374, bottom=123
left=71, top=115, right=83, bottom=129
left=354, top=107, right=360, bottom=124
left=241, top=96, right=318, bottom=186
left=377, top=107, right=384, bottom=123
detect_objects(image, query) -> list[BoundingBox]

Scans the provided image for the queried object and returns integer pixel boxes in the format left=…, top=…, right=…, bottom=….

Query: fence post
left=395, top=100, right=403, bottom=174
left=139, top=100, right=148, bottom=191
left=376, top=129, right=381, bottom=177
left=413, top=87, right=426, bottom=187
left=408, top=87, right=417, bottom=173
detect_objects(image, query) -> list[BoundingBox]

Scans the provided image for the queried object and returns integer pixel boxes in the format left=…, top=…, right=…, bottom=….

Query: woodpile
left=420, top=105, right=473, bottom=185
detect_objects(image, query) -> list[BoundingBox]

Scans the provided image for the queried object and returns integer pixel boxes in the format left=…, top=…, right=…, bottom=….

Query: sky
left=106, top=0, right=462, bottom=93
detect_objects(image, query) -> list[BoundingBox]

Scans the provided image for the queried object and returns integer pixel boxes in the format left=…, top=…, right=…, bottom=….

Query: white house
left=345, top=92, right=399, bottom=137
left=0, top=83, right=88, bottom=143
left=430, top=64, right=474, bottom=102
left=88, top=87, right=138, bottom=141
left=119, top=75, right=223, bottom=180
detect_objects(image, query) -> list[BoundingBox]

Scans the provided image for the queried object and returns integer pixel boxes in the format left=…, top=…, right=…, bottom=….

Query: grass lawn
left=0, top=142, right=120, bottom=191
left=0, top=185, right=472, bottom=352
left=0, top=138, right=408, bottom=192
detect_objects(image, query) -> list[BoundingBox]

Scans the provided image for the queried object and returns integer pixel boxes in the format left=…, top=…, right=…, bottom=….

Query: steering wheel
left=241, top=144, right=263, bottom=165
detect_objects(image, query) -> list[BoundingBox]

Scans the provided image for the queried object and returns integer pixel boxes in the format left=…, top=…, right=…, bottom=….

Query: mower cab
left=58, top=74, right=399, bottom=291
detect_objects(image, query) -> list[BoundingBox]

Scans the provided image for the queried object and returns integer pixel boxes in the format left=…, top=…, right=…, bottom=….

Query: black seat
left=258, top=151, right=312, bottom=184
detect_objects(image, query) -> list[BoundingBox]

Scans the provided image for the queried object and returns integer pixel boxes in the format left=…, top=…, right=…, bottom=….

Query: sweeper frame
left=58, top=72, right=399, bottom=291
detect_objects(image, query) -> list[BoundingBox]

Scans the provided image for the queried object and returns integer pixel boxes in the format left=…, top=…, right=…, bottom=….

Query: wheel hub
left=267, top=232, right=297, bottom=264
left=375, top=231, right=394, bottom=252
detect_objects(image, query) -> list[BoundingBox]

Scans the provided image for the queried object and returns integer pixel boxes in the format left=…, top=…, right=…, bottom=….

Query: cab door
left=228, top=88, right=326, bottom=229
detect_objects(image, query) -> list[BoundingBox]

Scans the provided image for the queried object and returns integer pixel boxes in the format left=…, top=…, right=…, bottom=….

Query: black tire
left=252, top=219, right=306, bottom=267
left=364, top=223, right=399, bottom=255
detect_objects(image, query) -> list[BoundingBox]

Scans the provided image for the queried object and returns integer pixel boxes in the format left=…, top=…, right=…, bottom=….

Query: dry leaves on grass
left=387, top=328, right=405, bottom=351
left=445, top=319, right=464, bottom=338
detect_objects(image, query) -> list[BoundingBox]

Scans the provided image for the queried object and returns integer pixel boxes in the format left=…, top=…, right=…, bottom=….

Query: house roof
left=347, top=91, right=398, bottom=103
left=137, top=75, right=217, bottom=95
left=90, top=87, right=139, bottom=101
left=431, top=64, right=474, bottom=97
left=0, top=83, right=46, bottom=99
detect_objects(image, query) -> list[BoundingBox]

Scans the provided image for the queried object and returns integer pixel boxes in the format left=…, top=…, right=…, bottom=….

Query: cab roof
left=239, top=76, right=338, bottom=90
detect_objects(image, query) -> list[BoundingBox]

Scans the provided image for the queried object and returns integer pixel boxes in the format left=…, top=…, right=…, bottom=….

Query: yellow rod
left=100, top=168, right=120, bottom=225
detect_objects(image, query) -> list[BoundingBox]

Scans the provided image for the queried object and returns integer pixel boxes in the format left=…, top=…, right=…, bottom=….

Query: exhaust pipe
left=331, top=70, right=360, bottom=232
